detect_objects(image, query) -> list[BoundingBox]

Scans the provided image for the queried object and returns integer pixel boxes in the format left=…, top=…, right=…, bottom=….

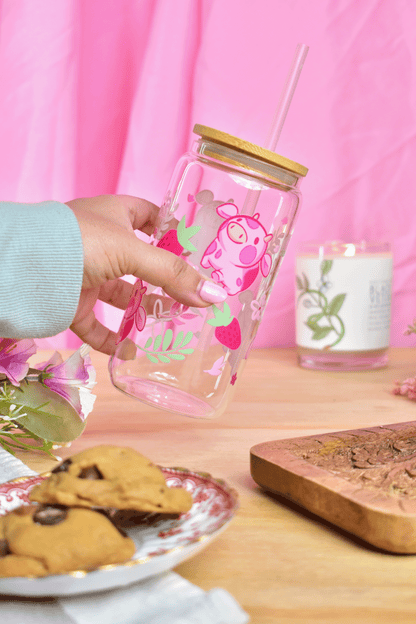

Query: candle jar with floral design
left=296, top=240, right=393, bottom=371
left=109, top=125, right=307, bottom=418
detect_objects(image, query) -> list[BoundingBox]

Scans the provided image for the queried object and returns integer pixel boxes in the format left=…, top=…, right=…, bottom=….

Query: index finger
left=124, top=196, right=161, bottom=236
left=67, top=195, right=161, bottom=236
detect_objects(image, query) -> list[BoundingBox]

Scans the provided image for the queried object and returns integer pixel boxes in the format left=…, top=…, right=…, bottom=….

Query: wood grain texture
left=12, top=347, right=416, bottom=623
left=192, top=124, right=308, bottom=175
left=250, top=421, right=416, bottom=553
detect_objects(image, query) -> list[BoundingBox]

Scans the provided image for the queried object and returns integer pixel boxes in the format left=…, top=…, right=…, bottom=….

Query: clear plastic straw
left=264, top=43, right=309, bottom=151
left=243, top=43, right=309, bottom=213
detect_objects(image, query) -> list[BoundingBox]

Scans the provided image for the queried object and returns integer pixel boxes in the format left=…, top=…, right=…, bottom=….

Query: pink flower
left=393, top=375, right=416, bottom=401
left=0, top=338, right=37, bottom=386
left=116, top=279, right=147, bottom=344
left=250, top=294, right=267, bottom=321
left=37, top=344, right=96, bottom=421
left=155, top=301, right=198, bottom=326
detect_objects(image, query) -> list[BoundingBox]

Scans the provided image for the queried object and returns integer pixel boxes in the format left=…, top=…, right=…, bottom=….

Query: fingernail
left=198, top=280, right=228, bottom=303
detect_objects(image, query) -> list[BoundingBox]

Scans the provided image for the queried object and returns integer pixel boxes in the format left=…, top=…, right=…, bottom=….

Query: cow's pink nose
left=228, top=222, right=247, bottom=244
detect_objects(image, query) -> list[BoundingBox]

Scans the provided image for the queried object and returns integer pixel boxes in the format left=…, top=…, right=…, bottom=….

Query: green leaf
left=169, top=353, right=186, bottom=360
left=302, top=273, right=310, bottom=289
left=296, top=276, right=304, bottom=290
left=185, top=225, right=202, bottom=238
left=172, top=331, right=184, bottom=349
left=177, top=216, right=202, bottom=253
left=146, top=353, right=159, bottom=364
left=207, top=318, right=220, bottom=327
left=306, top=313, right=324, bottom=329
left=12, top=382, right=85, bottom=443
left=311, top=326, right=332, bottom=340
left=182, top=331, right=193, bottom=347
left=158, top=354, right=171, bottom=363
left=321, top=260, right=333, bottom=275
left=162, top=329, right=173, bottom=351
left=145, top=337, right=153, bottom=349
left=207, top=303, right=232, bottom=327
left=153, top=334, right=162, bottom=350
left=180, top=348, right=194, bottom=355
left=327, top=293, right=346, bottom=316
left=0, top=429, right=55, bottom=458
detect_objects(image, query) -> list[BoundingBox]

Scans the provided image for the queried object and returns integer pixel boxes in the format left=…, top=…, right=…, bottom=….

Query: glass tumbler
left=296, top=240, right=393, bottom=371
left=110, top=124, right=308, bottom=418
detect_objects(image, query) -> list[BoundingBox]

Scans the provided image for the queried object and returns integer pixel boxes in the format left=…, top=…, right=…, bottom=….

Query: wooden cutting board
left=250, top=421, right=416, bottom=553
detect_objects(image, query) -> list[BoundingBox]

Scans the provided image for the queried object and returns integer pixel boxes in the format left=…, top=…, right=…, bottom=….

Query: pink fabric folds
left=0, top=0, right=415, bottom=349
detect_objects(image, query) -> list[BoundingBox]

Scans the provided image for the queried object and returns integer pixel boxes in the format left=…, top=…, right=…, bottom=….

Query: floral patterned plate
left=0, top=467, right=238, bottom=597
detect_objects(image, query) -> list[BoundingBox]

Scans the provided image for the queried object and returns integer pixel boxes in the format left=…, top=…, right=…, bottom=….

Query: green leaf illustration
left=321, top=260, right=333, bottom=275
left=207, top=303, right=233, bottom=327
left=153, top=334, right=162, bottom=350
left=158, top=354, right=170, bottom=363
left=139, top=328, right=195, bottom=363
left=306, top=312, right=324, bottom=329
left=182, top=331, right=193, bottom=346
left=311, top=326, right=332, bottom=340
left=146, top=354, right=159, bottom=364
left=298, top=259, right=346, bottom=349
left=328, top=293, right=346, bottom=316
left=296, top=275, right=304, bottom=290
left=172, top=331, right=184, bottom=350
left=162, top=329, right=173, bottom=351
left=177, top=216, right=202, bottom=253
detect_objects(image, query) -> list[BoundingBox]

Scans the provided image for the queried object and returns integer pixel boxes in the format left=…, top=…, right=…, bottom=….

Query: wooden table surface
left=18, top=347, right=416, bottom=623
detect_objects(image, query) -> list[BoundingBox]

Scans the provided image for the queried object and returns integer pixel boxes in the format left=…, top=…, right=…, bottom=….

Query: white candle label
left=295, top=255, right=393, bottom=351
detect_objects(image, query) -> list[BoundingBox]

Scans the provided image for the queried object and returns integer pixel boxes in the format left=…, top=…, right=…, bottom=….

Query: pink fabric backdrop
left=0, top=0, right=415, bottom=349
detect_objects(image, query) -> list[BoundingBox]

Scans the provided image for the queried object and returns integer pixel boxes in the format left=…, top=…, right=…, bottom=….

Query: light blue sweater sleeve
left=0, top=201, right=83, bottom=339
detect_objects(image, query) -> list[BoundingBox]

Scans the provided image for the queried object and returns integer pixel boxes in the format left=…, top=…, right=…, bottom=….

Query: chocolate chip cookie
left=29, top=445, right=193, bottom=515
left=0, top=504, right=136, bottom=578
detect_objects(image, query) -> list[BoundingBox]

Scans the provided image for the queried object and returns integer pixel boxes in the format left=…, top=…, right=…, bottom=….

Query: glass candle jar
left=110, top=124, right=308, bottom=418
left=295, top=240, right=393, bottom=371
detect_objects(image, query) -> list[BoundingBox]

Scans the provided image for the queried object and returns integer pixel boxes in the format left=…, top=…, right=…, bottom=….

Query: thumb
left=125, top=236, right=228, bottom=307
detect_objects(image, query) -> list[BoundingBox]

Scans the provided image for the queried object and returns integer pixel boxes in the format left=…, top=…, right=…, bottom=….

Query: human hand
left=66, top=195, right=227, bottom=355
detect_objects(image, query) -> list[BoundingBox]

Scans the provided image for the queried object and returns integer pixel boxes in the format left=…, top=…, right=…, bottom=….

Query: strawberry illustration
left=157, top=216, right=201, bottom=256
left=207, top=303, right=241, bottom=350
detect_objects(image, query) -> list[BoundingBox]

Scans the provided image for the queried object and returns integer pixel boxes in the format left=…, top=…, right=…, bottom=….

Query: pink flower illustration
left=116, top=279, right=147, bottom=344
left=250, top=294, right=267, bottom=321
left=157, top=300, right=186, bottom=323
left=0, top=338, right=37, bottom=386
left=149, top=299, right=198, bottom=326
left=36, top=344, right=96, bottom=421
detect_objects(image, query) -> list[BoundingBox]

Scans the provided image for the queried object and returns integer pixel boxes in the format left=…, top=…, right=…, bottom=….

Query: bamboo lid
left=193, top=124, right=308, bottom=177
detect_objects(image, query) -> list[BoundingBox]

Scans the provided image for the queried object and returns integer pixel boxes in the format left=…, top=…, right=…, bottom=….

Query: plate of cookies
left=0, top=445, right=238, bottom=596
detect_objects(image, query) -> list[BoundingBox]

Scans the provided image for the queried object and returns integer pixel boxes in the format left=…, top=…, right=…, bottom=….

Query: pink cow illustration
left=200, top=203, right=273, bottom=296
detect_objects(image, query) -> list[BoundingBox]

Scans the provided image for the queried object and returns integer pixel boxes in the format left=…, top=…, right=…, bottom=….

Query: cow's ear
left=217, top=203, right=239, bottom=219
left=264, top=233, right=273, bottom=243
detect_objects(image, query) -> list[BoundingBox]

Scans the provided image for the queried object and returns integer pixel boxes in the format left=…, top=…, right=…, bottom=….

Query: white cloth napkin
left=0, top=447, right=249, bottom=624
left=0, top=447, right=38, bottom=482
